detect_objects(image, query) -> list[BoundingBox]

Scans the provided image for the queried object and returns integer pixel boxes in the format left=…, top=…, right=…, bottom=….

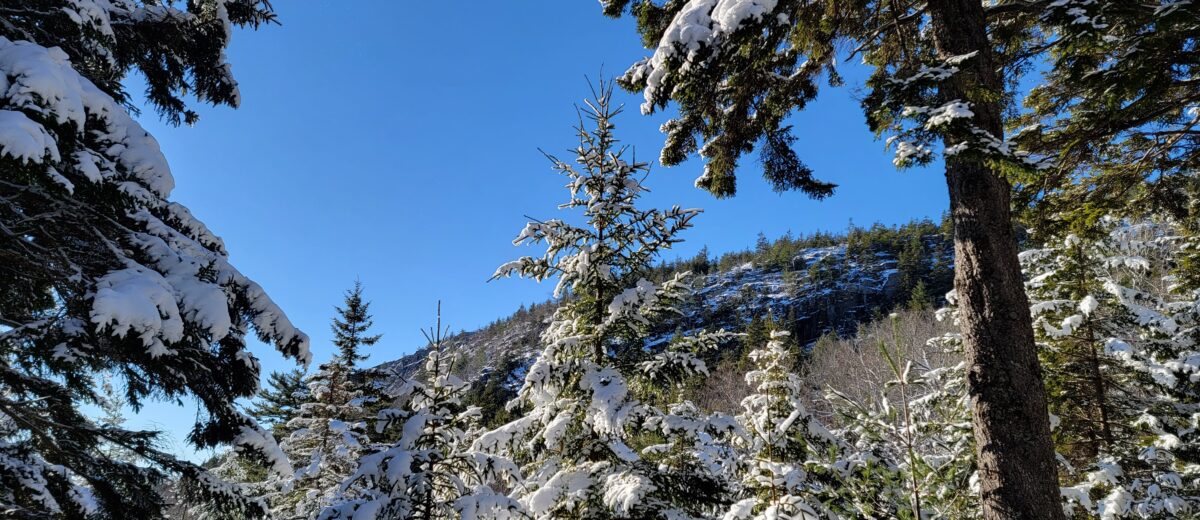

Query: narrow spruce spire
left=332, top=280, right=383, bottom=367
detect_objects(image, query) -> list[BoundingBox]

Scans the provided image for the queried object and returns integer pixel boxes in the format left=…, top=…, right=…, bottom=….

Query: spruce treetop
left=492, top=79, right=701, bottom=360
left=331, top=281, right=382, bottom=367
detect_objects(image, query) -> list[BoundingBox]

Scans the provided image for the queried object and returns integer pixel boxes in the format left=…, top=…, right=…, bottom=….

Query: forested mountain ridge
left=376, top=219, right=954, bottom=389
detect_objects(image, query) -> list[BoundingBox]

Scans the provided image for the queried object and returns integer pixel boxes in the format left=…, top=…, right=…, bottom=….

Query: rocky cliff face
left=376, top=238, right=951, bottom=387
left=694, top=245, right=904, bottom=340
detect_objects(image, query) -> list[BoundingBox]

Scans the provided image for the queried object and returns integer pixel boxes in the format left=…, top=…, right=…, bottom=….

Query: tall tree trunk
left=926, top=1, right=1064, bottom=518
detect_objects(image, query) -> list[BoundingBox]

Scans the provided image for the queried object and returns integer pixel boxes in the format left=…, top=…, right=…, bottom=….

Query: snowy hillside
left=376, top=235, right=952, bottom=387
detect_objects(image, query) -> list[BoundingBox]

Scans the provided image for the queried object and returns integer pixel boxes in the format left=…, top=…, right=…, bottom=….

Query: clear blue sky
left=125, top=1, right=948, bottom=460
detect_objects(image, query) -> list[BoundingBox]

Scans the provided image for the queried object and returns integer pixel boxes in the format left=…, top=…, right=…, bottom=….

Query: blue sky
left=127, top=1, right=949, bottom=460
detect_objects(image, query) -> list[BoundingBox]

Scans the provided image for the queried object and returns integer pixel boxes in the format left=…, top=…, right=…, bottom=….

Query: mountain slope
left=376, top=220, right=955, bottom=393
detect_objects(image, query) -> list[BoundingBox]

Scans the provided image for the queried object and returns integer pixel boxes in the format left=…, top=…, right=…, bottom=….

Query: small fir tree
left=332, top=281, right=383, bottom=367
left=906, top=281, right=932, bottom=312
left=272, top=364, right=371, bottom=519
left=634, top=330, right=743, bottom=518
left=828, top=319, right=978, bottom=519
left=725, top=330, right=842, bottom=520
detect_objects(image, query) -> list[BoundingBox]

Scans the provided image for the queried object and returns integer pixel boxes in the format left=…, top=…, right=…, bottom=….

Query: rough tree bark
left=926, top=0, right=1065, bottom=518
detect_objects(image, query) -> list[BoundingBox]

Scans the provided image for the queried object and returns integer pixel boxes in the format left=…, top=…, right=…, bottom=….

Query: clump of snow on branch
left=0, top=36, right=310, bottom=366
left=625, top=0, right=781, bottom=114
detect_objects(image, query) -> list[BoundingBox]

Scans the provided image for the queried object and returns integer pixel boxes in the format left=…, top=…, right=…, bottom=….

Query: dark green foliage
left=4, top=0, right=277, bottom=126
left=462, top=354, right=523, bottom=427
left=1035, top=238, right=1124, bottom=462
left=806, top=254, right=843, bottom=289
left=738, top=314, right=789, bottom=367
left=602, top=1, right=835, bottom=198
left=762, top=127, right=837, bottom=198
left=906, top=281, right=932, bottom=311
left=332, top=281, right=383, bottom=366
left=648, top=226, right=847, bottom=277
left=685, top=245, right=713, bottom=276
left=846, top=220, right=940, bottom=263
left=897, top=236, right=929, bottom=296
left=331, top=281, right=392, bottom=444
left=755, top=232, right=771, bottom=256
left=1013, top=1, right=1200, bottom=236
left=1179, top=234, right=1200, bottom=294
left=842, top=220, right=954, bottom=306
left=247, top=369, right=310, bottom=438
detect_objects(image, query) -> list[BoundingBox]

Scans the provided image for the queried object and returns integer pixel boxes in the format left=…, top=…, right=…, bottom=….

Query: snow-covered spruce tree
left=724, top=330, right=843, bottom=520
left=477, top=81, right=735, bottom=519
left=828, top=318, right=978, bottom=520
left=272, top=364, right=369, bottom=520
left=0, top=2, right=307, bottom=518
left=329, top=281, right=398, bottom=446
left=272, top=283, right=384, bottom=519
left=1023, top=221, right=1200, bottom=518
left=322, top=304, right=522, bottom=520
